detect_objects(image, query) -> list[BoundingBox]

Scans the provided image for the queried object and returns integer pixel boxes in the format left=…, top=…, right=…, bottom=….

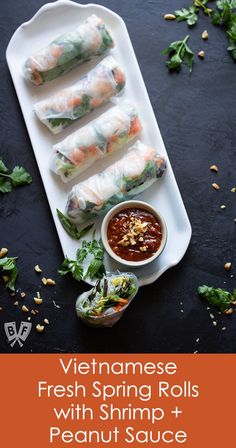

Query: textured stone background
left=0, top=0, right=235, bottom=352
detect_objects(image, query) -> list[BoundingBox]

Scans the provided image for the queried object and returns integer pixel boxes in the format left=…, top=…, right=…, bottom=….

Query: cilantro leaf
left=58, top=258, right=83, bottom=281
left=227, top=20, right=236, bottom=40
left=0, top=158, right=32, bottom=193
left=175, top=1, right=212, bottom=26
left=0, top=178, right=12, bottom=193
left=58, top=238, right=105, bottom=282
left=175, top=6, right=198, bottom=26
left=9, top=166, right=32, bottom=186
left=194, top=0, right=213, bottom=16
left=228, top=39, right=236, bottom=59
left=212, top=0, right=236, bottom=60
left=162, top=35, right=194, bottom=72
left=197, top=285, right=236, bottom=312
left=0, top=159, right=8, bottom=174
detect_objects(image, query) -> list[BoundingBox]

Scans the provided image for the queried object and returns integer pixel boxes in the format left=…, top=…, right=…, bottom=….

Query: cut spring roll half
left=51, top=101, right=142, bottom=182
left=66, top=141, right=166, bottom=224
left=24, top=15, right=114, bottom=86
left=34, top=56, right=125, bottom=134
left=76, top=272, right=139, bottom=327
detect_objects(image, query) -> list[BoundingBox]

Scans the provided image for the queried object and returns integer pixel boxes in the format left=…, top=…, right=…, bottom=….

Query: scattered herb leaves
left=212, top=0, right=236, bottom=60
left=56, top=209, right=93, bottom=240
left=175, top=1, right=213, bottom=26
left=197, top=285, right=236, bottom=312
left=162, top=35, right=194, bottom=72
left=58, top=237, right=105, bottom=282
left=0, top=159, right=32, bottom=193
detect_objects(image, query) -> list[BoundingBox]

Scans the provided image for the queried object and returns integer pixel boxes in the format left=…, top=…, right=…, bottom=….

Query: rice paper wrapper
left=76, top=272, right=139, bottom=327
left=34, top=56, right=126, bottom=134
left=66, top=140, right=166, bottom=224
left=50, top=100, right=142, bottom=182
left=24, top=14, right=114, bottom=85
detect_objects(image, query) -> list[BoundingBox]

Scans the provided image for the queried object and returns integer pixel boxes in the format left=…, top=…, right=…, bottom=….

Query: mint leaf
left=7, top=267, right=18, bottom=291
left=85, top=258, right=105, bottom=280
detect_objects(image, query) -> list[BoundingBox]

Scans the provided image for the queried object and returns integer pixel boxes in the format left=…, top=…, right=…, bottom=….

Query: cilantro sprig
left=197, top=285, right=236, bottom=312
left=58, top=237, right=105, bottom=282
left=194, top=0, right=213, bottom=15
left=212, top=0, right=236, bottom=60
left=0, top=257, right=18, bottom=291
left=0, top=159, right=32, bottom=193
left=175, top=1, right=213, bottom=26
left=162, top=35, right=194, bottom=72
left=175, top=6, right=199, bottom=26
left=56, top=209, right=93, bottom=240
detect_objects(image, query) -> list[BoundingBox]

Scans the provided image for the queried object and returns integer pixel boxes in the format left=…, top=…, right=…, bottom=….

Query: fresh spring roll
left=66, top=140, right=166, bottom=224
left=51, top=101, right=142, bottom=182
left=34, top=56, right=125, bottom=134
left=76, top=272, right=139, bottom=327
left=24, top=15, right=114, bottom=86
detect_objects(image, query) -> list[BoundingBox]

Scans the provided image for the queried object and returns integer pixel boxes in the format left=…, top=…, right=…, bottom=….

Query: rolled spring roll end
left=76, top=272, right=139, bottom=327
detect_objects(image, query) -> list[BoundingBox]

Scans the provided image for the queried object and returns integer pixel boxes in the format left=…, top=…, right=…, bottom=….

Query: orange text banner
left=0, top=354, right=234, bottom=447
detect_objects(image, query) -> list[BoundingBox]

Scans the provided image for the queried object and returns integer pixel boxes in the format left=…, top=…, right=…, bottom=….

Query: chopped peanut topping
left=118, top=217, right=149, bottom=248
left=140, top=245, right=148, bottom=252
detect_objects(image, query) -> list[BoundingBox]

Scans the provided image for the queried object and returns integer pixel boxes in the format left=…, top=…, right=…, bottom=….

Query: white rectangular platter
left=6, top=0, right=191, bottom=286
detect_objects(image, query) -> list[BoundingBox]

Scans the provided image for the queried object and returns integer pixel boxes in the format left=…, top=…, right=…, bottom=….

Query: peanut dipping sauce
left=107, top=207, right=162, bottom=261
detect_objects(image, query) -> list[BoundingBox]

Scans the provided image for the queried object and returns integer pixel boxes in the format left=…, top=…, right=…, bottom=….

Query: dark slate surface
left=0, top=0, right=235, bottom=353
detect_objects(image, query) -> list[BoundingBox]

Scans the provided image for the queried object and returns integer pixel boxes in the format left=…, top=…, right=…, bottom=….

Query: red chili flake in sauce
left=107, top=208, right=162, bottom=262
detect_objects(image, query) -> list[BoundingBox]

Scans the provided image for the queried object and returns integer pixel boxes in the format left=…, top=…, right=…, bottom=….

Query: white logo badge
left=4, top=321, right=32, bottom=347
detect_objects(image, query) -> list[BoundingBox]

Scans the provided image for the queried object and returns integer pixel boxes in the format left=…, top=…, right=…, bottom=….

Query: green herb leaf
left=0, top=257, right=18, bottom=291
left=58, top=257, right=83, bottom=281
left=227, top=20, right=236, bottom=40
left=197, top=285, right=236, bottom=312
left=0, top=159, right=32, bottom=193
left=0, top=178, right=12, bottom=193
left=7, top=267, right=18, bottom=291
left=228, top=39, right=236, bottom=59
left=9, top=166, right=32, bottom=186
left=194, top=0, right=213, bottom=15
left=212, top=0, right=236, bottom=60
left=0, top=159, right=8, bottom=174
left=58, top=238, right=105, bottom=282
left=175, top=6, right=198, bottom=26
left=85, top=258, right=105, bottom=280
left=162, top=35, right=194, bottom=72
left=56, top=209, right=93, bottom=240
